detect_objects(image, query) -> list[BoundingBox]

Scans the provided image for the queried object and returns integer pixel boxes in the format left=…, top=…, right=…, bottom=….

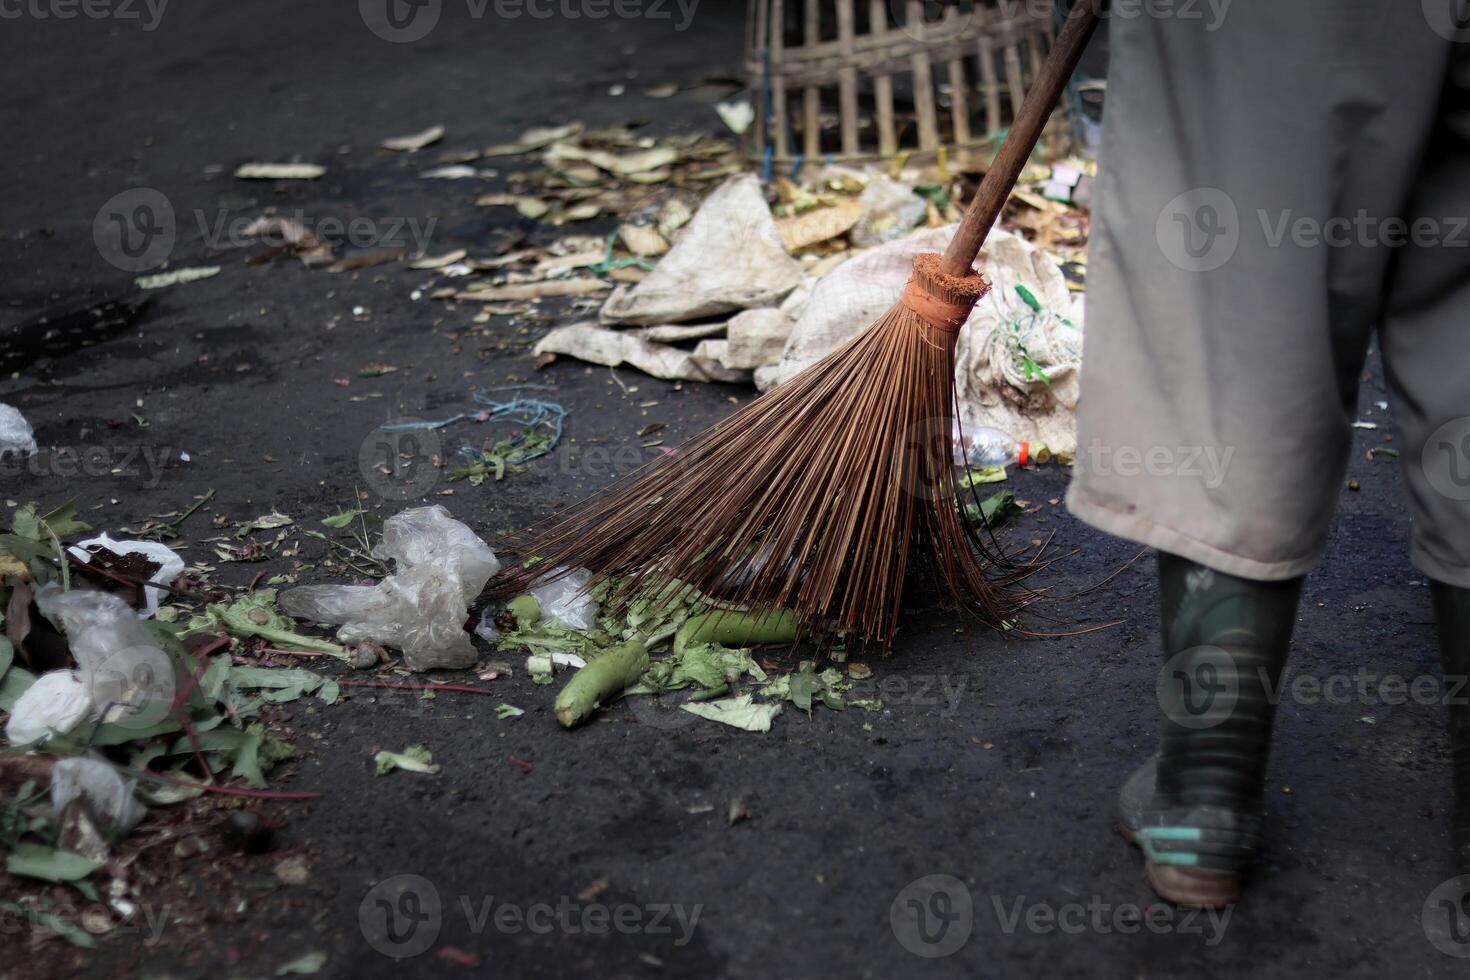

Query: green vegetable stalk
left=674, top=609, right=799, bottom=655
left=553, top=639, right=649, bottom=729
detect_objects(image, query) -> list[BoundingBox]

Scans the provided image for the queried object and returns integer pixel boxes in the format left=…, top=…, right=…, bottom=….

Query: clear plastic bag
left=529, top=567, right=599, bottom=630
left=0, top=403, right=36, bottom=456
left=50, top=757, right=147, bottom=836
left=850, top=176, right=926, bottom=248
left=35, top=585, right=176, bottom=730
left=280, top=506, right=500, bottom=671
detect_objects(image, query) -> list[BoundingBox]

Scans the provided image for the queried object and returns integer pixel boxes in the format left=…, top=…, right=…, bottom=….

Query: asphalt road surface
left=1, top=3, right=1466, bottom=977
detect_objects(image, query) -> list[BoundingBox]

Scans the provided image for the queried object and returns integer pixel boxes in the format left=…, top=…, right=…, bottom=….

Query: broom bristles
left=483, top=253, right=1026, bottom=647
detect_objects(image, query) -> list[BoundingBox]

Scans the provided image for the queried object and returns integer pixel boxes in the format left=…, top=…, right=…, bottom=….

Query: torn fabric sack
left=757, top=226, right=1084, bottom=456
left=599, top=174, right=804, bottom=326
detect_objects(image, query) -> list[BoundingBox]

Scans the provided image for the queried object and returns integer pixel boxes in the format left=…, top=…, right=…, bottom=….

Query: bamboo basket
left=745, top=0, right=1067, bottom=168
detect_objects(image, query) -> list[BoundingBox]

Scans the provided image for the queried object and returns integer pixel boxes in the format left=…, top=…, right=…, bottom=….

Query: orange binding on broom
left=484, top=2, right=1102, bottom=647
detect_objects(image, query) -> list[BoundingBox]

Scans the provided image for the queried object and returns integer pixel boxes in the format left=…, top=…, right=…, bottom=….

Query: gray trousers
left=1066, top=3, right=1470, bottom=587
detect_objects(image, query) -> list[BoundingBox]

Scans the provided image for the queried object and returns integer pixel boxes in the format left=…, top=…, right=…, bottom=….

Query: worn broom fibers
left=484, top=253, right=1027, bottom=647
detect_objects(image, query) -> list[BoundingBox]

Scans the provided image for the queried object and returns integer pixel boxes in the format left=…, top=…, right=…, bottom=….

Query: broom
left=485, top=2, right=1101, bottom=646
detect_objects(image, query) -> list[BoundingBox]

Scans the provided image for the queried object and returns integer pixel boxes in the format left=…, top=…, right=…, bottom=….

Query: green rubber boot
left=1431, top=581, right=1470, bottom=874
left=1118, top=553, right=1303, bottom=908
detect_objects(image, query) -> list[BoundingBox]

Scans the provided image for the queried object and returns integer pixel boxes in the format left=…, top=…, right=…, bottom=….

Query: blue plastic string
left=381, top=391, right=568, bottom=466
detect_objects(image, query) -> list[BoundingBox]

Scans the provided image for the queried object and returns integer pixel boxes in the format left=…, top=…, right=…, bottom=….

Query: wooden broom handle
left=940, top=1, right=1101, bottom=277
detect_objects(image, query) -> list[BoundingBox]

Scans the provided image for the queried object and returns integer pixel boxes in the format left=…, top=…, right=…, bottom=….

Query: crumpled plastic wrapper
left=600, top=174, right=805, bottom=326
left=280, top=505, right=499, bottom=671
left=0, top=403, right=37, bottom=456
left=12, top=586, right=177, bottom=743
left=529, top=567, right=599, bottom=631
left=756, top=226, right=1084, bottom=456
left=51, top=757, right=147, bottom=836
left=849, top=175, right=927, bottom=247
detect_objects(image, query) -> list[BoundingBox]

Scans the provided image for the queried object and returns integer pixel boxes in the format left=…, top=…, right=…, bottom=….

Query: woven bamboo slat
left=746, top=0, right=1064, bottom=165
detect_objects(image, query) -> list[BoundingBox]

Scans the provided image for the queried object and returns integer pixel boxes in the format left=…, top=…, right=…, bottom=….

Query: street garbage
left=534, top=321, right=751, bottom=383
left=0, top=403, right=37, bottom=456
left=760, top=225, right=1085, bottom=457
left=280, top=505, right=499, bottom=670
left=68, top=534, right=185, bottom=619
left=554, top=638, right=649, bottom=728
left=599, top=173, right=805, bottom=325
left=27, top=585, right=175, bottom=733
left=529, top=568, right=600, bottom=631
left=50, top=757, right=147, bottom=837
left=5, top=670, right=92, bottom=745
left=850, top=174, right=928, bottom=247
left=952, top=423, right=1040, bottom=469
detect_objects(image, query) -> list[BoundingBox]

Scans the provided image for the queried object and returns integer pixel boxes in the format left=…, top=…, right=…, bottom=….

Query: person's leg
left=1378, top=44, right=1470, bottom=875
left=1069, top=6, right=1461, bottom=902
left=1118, top=553, right=1303, bottom=907
left=1432, top=585, right=1470, bottom=872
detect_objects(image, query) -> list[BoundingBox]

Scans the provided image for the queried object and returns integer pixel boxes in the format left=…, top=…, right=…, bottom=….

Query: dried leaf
left=234, top=163, right=326, bottom=180
left=327, top=248, right=404, bottom=273
left=455, top=279, right=609, bottom=301
left=407, top=248, right=468, bottom=270
left=419, top=164, right=480, bottom=179
left=619, top=224, right=668, bottom=257
left=482, top=122, right=583, bottom=157
left=775, top=202, right=864, bottom=252
left=380, top=124, right=445, bottom=152
left=135, top=266, right=221, bottom=290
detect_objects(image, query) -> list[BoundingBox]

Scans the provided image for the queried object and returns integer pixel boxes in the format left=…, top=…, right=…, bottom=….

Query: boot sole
left=1118, top=821, right=1241, bottom=909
